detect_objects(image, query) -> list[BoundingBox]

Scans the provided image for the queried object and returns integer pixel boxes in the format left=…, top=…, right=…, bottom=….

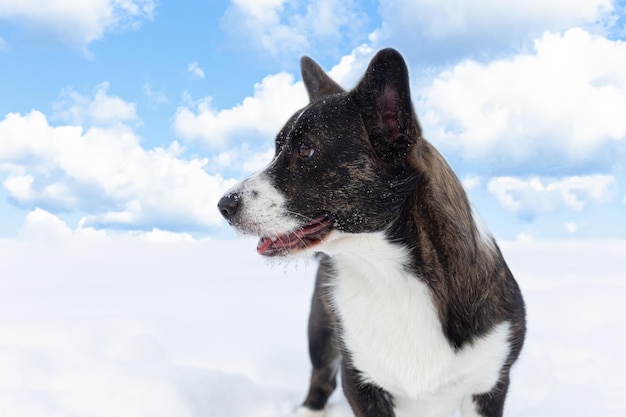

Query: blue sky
left=1, top=0, right=625, bottom=241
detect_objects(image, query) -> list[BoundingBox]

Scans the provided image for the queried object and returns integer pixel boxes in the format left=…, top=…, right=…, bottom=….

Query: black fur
left=302, top=255, right=339, bottom=412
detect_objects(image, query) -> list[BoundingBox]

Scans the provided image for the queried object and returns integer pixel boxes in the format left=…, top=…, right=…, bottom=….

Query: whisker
left=285, top=210, right=316, bottom=223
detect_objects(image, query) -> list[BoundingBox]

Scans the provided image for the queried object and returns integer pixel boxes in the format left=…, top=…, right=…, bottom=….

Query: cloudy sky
left=1, top=0, right=625, bottom=241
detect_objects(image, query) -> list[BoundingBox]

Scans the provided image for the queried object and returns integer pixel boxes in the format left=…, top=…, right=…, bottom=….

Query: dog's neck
left=403, top=138, right=490, bottom=265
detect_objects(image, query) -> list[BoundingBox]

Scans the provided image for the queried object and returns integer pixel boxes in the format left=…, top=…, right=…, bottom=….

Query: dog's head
left=218, top=49, right=422, bottom=256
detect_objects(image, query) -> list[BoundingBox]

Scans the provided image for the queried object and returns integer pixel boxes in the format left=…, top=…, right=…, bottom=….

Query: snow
left=0, top=235, right=624, bottom=416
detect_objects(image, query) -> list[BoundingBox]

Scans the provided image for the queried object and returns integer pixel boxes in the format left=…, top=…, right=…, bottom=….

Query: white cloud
left=173, top=72, right=308, bottom=148
left=0, top=110, right=236, bottom=230
left=487, top=174, right=617, bottom=218
left=18, top=207, right=74, bottom=240
left=462, top=175, right=482, bottom=191
left=0, top=111, right=62, bottom=165
left=327, top=44, right=374, bottom=88
left=242, top=148, right=274, bottom=173
left=140, top=228, right=196, bottom=243
left=0, top=0, right=155, bottom=49
left=419, top=28, right=626, bottom=169
left=187, top=62, right=205, bottom=79
left=143, top=83, right=170, bottom=104
left=4, top=174, right=79, bottom=210
left=205, top=145, right=274, bottom=177
left=565, top=222, right=579, bottom=233
left=221, top=0, right=367, bottom=56
left=3, top=174, right=34, bottom=201
left=54, top=82, right=138, bottom=126
left=513, top=231, right=536, bottom=243
left=0, top=35, right=7, bottom=51
left=375, top=0, right=613, bottom=57
left=14, top=208, right=198, bottom=244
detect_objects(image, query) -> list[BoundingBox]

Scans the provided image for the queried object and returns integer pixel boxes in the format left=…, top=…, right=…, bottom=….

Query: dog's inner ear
left=352, top=49, right=421, bottom=163
left=300, top=56, right=345, bottom=102
left=377, top=87, right=403, bottom=140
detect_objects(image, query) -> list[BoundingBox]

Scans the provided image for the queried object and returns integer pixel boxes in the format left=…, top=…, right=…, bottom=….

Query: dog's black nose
left=217, top=193, right=240, bottom=221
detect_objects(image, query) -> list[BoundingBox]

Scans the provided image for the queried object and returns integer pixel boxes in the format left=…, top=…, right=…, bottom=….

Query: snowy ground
left=0, top=234, right=625, bottom=417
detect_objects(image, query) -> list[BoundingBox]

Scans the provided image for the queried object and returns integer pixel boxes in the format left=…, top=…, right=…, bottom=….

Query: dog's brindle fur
left=218, top=49, right=525, bottom=417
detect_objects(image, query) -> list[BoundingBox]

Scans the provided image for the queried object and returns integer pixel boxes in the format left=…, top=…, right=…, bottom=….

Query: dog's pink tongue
left=257, top=237, right=272, bottom=255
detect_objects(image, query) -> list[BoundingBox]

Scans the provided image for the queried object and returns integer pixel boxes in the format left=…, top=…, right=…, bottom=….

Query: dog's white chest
left=324, top=233, right=511, bottom=416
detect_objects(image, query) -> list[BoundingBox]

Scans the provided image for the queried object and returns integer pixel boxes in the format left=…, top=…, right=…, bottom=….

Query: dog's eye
left=298, top=143, right=315, bottom=159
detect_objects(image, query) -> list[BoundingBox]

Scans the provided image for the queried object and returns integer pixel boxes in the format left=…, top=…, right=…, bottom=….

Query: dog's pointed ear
left=351, top=48, right=422, bottom=162
left=301, top=56, right=345, bottom=102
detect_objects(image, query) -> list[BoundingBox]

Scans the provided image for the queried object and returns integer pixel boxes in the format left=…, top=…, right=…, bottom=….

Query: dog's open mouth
left=256, top=215, right=334, bottom=256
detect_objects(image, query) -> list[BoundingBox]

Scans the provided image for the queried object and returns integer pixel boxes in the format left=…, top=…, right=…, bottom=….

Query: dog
left=217, top=48, right=526, bottom=417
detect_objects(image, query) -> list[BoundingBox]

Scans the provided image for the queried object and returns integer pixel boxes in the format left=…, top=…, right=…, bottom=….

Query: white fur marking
left=320, top=233, right=511, bottom=417
left=226, top=169, right=299, bottom=235
left=461, top=396, right=482, bottom=417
